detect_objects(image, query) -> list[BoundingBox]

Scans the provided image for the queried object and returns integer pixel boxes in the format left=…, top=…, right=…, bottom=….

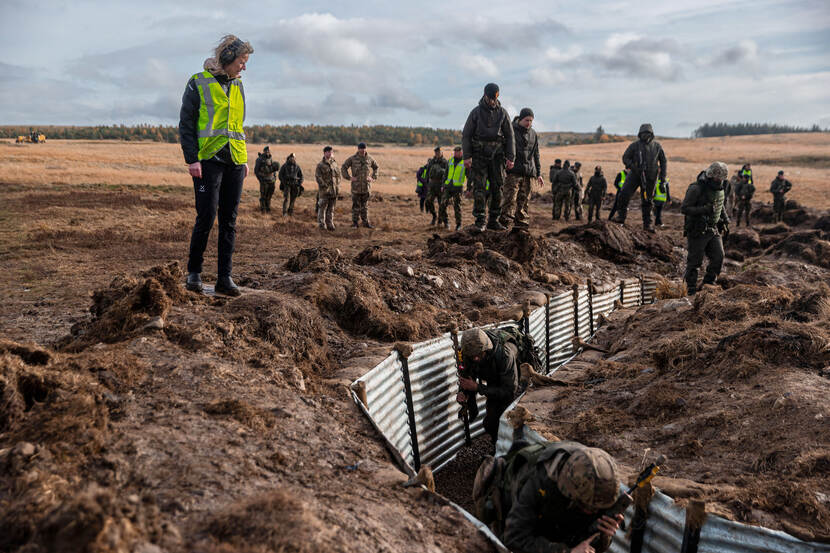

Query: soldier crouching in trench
left=473, top=407, right=624, bottom=553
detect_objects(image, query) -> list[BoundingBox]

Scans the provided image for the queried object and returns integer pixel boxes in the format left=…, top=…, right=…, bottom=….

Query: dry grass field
left=1, top=133, right=828, bottom=206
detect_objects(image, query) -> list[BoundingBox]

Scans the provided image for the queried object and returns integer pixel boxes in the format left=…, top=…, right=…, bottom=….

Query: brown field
left=2, top=132, right=828, bottom=207
left=0, top=134, right=828, bottom=551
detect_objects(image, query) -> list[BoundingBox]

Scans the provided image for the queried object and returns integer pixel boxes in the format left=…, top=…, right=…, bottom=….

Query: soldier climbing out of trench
left=457, top=328, right=520, bottom=451
left=473, top=406, right=624, bottom=553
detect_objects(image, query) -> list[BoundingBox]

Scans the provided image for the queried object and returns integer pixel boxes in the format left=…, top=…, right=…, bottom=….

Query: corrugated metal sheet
left=577, top=287, right=592, bottom=341
left=527, top=305, right=547, bottom=356
left=356, top=352, right=414, bottom=469
left=349, top=279, right=830, bottom=553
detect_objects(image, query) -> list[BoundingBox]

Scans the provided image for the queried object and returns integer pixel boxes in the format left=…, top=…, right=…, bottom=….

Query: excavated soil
left=2, top=177, right=830, bottom=551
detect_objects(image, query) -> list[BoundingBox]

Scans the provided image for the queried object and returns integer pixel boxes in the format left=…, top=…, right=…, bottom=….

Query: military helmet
left=461, top=329, right=493, bottom=358
left=705, top=161, right=728, bottom=182
left=552, top=447, right=619, bottom=510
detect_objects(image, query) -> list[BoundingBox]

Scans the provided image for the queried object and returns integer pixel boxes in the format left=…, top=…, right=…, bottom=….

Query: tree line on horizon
left=692, top=122, right=827, bottom=138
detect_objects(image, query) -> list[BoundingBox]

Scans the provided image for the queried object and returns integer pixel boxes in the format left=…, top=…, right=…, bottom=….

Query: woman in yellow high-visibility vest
left=179, top=35, right=253, bottom=297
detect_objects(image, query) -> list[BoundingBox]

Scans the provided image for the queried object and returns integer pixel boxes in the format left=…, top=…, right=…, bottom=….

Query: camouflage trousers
left=259, top=179, right=275, bottom=211
left=586, top=197, right=602, bottom=222
left=471, top=154, right=505, bottom=226
left=552, top=188, right=572, bottom=220
left=773, top=194, right=786, bottom=222
left=317, top=194, right=337, bottom=229
left=735, top=198, right=751, bottom=226
left=571, top=186, right=584, bottom=220
left=352, top=192, right=370, bottom=224
left=439, top=187, right=463, bottom=227
left=684, top=231, right=724, bottom=295
left=282, top=184, right=300, bottom=215
left=499, top=174, right=532, bottom=228
left=425, top=183, right=442, bottom=218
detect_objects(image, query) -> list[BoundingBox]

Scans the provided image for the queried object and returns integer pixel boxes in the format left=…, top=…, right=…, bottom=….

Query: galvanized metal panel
left=699, top=511, right=830, bottom=553
left=640, top=491, right=686, bottom=553
left=642, top=279, right=657, bottom=304
left=577, top=287, right=592, bottom=341
left=528, top=305, right=547, bottom=357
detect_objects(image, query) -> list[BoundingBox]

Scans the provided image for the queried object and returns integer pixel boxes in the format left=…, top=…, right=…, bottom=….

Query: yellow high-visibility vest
left=616, top=171, right=626, bottom=190
left=445, top=158, right=466, bottom=187
left=192, top=70, right=247, bottom=164
left=654, top=178, right=668, bottom=202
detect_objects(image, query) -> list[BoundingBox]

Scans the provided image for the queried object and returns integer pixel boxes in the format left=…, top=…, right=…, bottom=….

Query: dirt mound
left=765, top=230, right=830, bottom=268
left=60, top=262, right=204, bottom=351
left=285, top=247, right=344, bottom=272
left=814, top=215, right=830, bottom=231
left=196, top=489, right=336, bottom=552
left=557, top=220, right=677, bottom=264
left=428, top=228, right=543, bottom=267
left=724, top=228, right=761, bottom=258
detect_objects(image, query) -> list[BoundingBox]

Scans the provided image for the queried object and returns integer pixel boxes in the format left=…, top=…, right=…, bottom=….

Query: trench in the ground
left=431, top=434, right=492, bottom=513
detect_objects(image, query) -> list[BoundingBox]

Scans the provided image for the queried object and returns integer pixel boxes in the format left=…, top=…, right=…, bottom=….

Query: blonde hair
left=204, top=34, right=254, bottom=74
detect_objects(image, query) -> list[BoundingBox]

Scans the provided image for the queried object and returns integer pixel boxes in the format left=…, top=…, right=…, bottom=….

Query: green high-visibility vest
left=192, top=70, right=247, bottom=164
left=741, top=168, right=752, bottom=184
left=616, top=171, right=626, bottom=190
left=445, top=158, right=466, bottom=187
left=417, top=167, right=427, bottom=189
left=654, top=178, right=668, bottom=202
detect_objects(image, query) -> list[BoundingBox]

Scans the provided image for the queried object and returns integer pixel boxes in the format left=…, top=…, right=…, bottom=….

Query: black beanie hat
left=323, top=145, right=332, bottom=152
left=518, top=107, right=534, bottom=120
left=357, top=142, right=367, bottom=149
left=484, top=82, right=500, bottom=98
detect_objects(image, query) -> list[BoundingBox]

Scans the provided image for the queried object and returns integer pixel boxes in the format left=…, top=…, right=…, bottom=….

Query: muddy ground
left=1, top=176, right=829, bottom=551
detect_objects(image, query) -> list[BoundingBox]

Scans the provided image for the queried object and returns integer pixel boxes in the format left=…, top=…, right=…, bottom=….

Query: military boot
left=644, top=222, right=656, bottom=233
left=351, top=220, right=359, bottom=228
left=487, top=220, right=506, bottom=231
left=215, top=276, right=241, bottom=297
left=362, top=220, right=374, bottom=229
left=185, top=272, right=203, bottom=293
left=430, top=214, right=437, bottom=226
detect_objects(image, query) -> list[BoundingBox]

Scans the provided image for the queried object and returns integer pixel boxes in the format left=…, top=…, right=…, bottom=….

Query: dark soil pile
left=556, top=220, right=680, bottom=265
left=521, top=283, right=830, bottom=541
left=764, top=229, right=830, bottom=268
left=432, top=436, right=493, bottom=512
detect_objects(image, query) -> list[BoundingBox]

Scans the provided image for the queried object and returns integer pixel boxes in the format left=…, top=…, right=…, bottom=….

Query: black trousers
left=616, top=172, right=656, bottom=226
left=187, top=159, right=244, bottom=277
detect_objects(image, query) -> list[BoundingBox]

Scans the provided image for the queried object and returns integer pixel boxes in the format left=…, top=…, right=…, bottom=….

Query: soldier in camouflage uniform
left=549, top=159, right=563, bottom=220
left=682, top=162, right=730, bottom=295
left=584, top=166, right=607, bottom=223
left=315, top=146, right=340, bottom=231
left=439, top=147, right=466, bottom=230
left=278, top=153, right=304, bottom=216
left=425, top=146, right=449, bottom=225
left=462, top=83, right=516, bottom=231
left=552, top=160, right=578, bottom=221
left=254, top=146, right=279, bottom=213
left=500, top=108, right=542, bottom=230
left=341, top=142, right=379, bottom=228
left=734, top=174, right=754, bottom=227
left=458, top=328, right=519, bottom=446
left=571, top=161, right=584, bottom=221
left=474, top=416, right=624, bottom=553
left=770, top=170, right=792, bottom=223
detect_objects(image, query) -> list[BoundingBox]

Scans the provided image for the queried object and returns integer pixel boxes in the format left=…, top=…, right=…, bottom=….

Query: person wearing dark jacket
left=549, top=159, right=563, bottom=219
left=179, top=34, right=254, bottom=297
left=462, top=83, right=516, bottom=231
left=571, top=162, right=584, bottom=220
left=424, top=147, right=449, bottom=225
left=458, top=328, right=519, bottom=447
left=613, top=124, right=667, bottom=232
left=770, top=170, right=792, bottom=223
left=278, top=153, right=304, bottom=216
left=552, top=161, right=578, bottom=221
left=500, top=108, right=542, bottom=230
left=734, top=175, right=755, bottom=227
left=682, top=162, right=730, bottom=295
left=254, top=146, right=279, bottom=213
left=585, top=166, right=607, bottom=222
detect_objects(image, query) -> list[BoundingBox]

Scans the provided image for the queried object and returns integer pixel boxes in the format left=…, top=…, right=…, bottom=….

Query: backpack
left=491, top=324, right=545, bottom=375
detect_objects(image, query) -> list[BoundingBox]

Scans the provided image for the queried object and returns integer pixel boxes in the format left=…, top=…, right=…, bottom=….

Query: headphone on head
left=219, top=38, right=245, bottom=66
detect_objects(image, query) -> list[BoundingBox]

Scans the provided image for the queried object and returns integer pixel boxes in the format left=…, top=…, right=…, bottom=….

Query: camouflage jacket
left=682, top=173, right=729, bottom=236
left=770, top=177, right=792, bottom=197
left=341, top=153, right=379, bottom=194
left=502, top=443, right=613, bottom=553
left=316, top=157, right=340, bottom=198
left=254, top=154, right=279, bottom=184
left=468, top=330, right=519, bottom=406
left=553, top=168, right=578, bottom=194
left=278, top=161, right=304, bottom=187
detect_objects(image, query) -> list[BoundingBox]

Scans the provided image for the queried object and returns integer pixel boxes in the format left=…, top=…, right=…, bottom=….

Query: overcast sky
left=2, top=0, right=829, bottom=136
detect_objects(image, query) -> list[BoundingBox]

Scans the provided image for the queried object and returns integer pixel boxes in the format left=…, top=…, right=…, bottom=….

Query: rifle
left=589, top=454, right=666, bottom=547
left=450, top=326, right=475, bottom=446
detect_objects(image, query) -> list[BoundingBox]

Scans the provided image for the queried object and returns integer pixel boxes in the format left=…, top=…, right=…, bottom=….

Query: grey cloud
left=593, top=37, right=685, bottom=80
left=710, top=40, right=759, bottom=67
left=458, top=18, right=569, bottom=50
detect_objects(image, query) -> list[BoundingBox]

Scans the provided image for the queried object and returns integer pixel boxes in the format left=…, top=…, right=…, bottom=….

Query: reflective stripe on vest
left=654, top=178, right=667, bottom=202
left=445, top=158, right=466, bottom=187
left=192, top=71, right=247, bottom=164
left=616, top=171, right=626, bottom=190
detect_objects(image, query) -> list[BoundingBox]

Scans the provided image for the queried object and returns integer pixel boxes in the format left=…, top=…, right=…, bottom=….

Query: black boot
left=186, top=272, right=203, bottom=293
left=215, top=276, right=241, bottom=297
left=430, top=214, right=437, bottom=226
left=487, top=220, right=506, bottom=231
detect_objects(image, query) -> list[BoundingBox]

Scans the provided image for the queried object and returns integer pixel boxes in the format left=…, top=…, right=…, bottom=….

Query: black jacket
left=279, top=161, right=304, bottom=187
left=553, top=167, right=578, bottom=193
left=470, top=330, right=519, bottom=406
left=585, top=174, right=607, bottom=200
left=682, top=172, right=729, bottom=236
left=462, top=96, right=516, bottom=162
left=770, top=177, right=792, bottom=196
left=622, top=124, right=667, bottom=184
left=178, top=72, right=236, bottom=165
left=508, top=118, right=541, bottom=178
